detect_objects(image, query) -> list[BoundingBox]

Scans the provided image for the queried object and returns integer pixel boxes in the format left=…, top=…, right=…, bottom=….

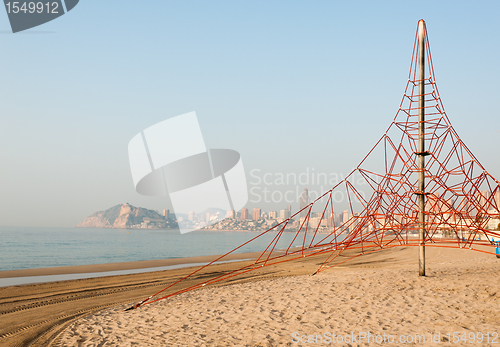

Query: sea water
left=0, top=226, right=326, bottom=272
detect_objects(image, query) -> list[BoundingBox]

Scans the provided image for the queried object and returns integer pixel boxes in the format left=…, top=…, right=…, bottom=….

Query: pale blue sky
left=1, top=1, right=499, bottom=226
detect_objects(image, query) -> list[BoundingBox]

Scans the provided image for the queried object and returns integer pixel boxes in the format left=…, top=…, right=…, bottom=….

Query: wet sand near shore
left=0, top=252, right=261, bottom=279
left=1, top=246, right=498, bottom=346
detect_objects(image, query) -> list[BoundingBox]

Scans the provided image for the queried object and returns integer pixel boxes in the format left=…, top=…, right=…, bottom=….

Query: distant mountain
left=76, top=203, right=176, bottom=229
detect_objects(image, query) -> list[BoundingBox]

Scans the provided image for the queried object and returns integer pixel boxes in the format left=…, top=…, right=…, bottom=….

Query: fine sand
left=1, top=246, right=499, bottom=346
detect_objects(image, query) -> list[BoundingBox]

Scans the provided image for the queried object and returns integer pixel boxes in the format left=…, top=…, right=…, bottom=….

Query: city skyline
left=172, top=189, right=500, bottom=225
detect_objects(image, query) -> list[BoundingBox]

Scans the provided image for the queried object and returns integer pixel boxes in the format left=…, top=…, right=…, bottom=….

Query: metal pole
left=418, top=19, right=426, bottom=276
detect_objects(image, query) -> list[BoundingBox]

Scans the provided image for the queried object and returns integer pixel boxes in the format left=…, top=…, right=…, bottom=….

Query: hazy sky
left=1, top=1, right=499, bottom=227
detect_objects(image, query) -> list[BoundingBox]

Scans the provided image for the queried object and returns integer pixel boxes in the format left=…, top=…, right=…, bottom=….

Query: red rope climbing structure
left=126, top=20, right=500, bottom=310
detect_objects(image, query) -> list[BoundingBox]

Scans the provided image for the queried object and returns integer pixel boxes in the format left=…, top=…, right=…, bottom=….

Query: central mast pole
left=418, top=19, right=426, bottom=276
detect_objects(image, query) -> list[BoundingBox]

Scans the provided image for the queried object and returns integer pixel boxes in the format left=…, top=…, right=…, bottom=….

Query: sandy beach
left=1, top=246, right=499, bottom=346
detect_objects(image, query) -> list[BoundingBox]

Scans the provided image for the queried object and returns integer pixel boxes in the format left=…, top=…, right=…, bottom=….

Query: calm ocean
left=0, top=226, right=317, bottom=272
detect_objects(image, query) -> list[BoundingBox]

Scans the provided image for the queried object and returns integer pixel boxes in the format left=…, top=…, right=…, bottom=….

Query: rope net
left=126, top=21, right=500, bottom=311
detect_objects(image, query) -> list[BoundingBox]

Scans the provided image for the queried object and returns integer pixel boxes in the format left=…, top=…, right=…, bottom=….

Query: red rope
left=125, top=22, right=500, bottom=311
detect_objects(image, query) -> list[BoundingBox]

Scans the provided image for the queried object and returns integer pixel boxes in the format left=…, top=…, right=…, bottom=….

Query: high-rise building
left=442, top=198, right=455, bottom=222
left=163, top=209, right=170, bottom=219
left=226, top=210, right=235, bottom=219
left=349, top=212, right=360, bottom=233
left=280, top=209, right=291, bottom=220
left=485, top=191, right=491, bottom=213
left=309, top=217, right=321, bottom=228
left=327, top=213, right=334, bottom=227
left=342, top=210, right=349, bottom=224
left=465, top=195, right=478, bottom=218
left=446, top=198, right=454, bottom=209
left=481, top=190, right=490, bottom=207
left=299, top=188, right=309, bottom=218
left=425, top=195, right=441, bottom=215
left=495, top=191, right=500, bottom=212
left=240, top=208, right=249, bottom=220
left=474, top=190, right=491, bottom=215
left=252, top=208, right=261, bottom=220
left=268, top=211, right=277, bottom=219
left=287, top=205, right=291, bottom=212
left=188, top=211, right=196, bottom=221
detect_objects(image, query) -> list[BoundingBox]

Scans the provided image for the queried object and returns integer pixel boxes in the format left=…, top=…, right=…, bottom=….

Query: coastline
left=0, top=250, right=275, bottom=288
left=0, top=251, right=261, bottom=279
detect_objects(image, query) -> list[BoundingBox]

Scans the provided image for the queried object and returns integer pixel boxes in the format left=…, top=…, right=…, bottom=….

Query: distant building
left=444, top=198, right=454, bottom=217
left=163, top=209, right=170, bottom=219
left=287, top=205, right=291, bottom=212
left=226, top=210, right=235, bottom=219
left=252, top=208, right=261, bottom=220
left=474, top=190, right=491, bottom=216
left=268, top=211, right=277, bottom=219
left=480, top=190, right=490, bottom=210
left=488, top=218, right=500, bottom=230
left=240, top=208, right=249, bottom=220
left=279, top=209, right=290, bottom=220
left=309, top=217, right=321, bottom=228
left=188, top=211, right=196, bottom=221
left=299, top=188, right=309, bottom=218
left=349, top=212, right=360, bottom=233
left=495, top=191, right=500, bottom=212
left=341, top=210, right=349, bottom=224
left=425, top=195, right=443, bottom=215
left=327, top=213, right=334, bottom=227
left=285, top=208, right=291, bottom=218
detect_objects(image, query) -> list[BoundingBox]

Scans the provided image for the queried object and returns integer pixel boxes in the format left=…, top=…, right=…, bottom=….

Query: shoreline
left=1, top=239, right=495, bottom=286
left=0, top=252, right=259, bottom=278
left=0, top=251, right=268, bottom=288
left=0, top=258, right=253, bottom=288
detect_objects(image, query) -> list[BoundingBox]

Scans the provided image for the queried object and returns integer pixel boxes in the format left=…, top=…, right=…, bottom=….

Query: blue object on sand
left=496, top=242, right=500, bottom=258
